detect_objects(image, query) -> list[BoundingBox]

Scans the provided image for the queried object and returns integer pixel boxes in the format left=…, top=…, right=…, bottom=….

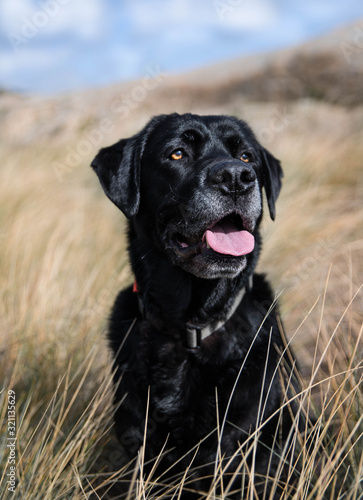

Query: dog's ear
left=261, top=148, right=283, bottom=220
left=91, top=135, right=141, bottom=218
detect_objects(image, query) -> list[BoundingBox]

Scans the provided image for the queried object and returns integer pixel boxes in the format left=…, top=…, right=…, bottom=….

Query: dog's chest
left=142, top=341, right=254, bottom=437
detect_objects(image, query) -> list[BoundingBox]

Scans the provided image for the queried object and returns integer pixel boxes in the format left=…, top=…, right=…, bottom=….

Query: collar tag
left=184, top=275, right=253, bottom=349
left=185, top=328, right=202, bottom=349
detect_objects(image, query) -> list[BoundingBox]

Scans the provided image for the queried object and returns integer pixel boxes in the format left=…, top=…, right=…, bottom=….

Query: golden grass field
left=0, top=49, right=362, bottom=499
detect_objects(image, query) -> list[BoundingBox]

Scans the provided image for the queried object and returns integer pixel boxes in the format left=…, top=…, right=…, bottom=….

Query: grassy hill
left=0, top=20, right=362, bottom=499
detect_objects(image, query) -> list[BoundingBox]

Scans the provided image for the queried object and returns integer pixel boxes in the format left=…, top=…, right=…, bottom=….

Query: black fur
left=91, top=113, right=299, bottom=498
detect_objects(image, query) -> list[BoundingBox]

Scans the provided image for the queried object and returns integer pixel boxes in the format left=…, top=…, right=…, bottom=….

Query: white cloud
left=0, top=0, right=107, bottom=89
left=1, top=0, right=35, bottom=29
left=1, top=0, right=106, bottom=41
left=216, top=0, right=279, bottom=31
left=127, top=0, right=215, bottom=34
left=47, top=0, right=105, bottom=40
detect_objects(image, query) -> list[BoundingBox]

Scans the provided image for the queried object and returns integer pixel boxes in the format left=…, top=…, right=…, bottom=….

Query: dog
left=91, top=113, right=300, bottom=498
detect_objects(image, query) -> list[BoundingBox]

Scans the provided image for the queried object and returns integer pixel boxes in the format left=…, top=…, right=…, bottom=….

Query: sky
left=1, top=0, right=363, bottom=96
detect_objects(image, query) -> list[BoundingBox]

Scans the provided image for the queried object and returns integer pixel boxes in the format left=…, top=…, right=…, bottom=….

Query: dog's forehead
left=146, top=114, right=255, bottom=149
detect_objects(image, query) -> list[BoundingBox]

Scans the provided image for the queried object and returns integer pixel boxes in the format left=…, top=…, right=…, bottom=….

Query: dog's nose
left=208, top=162, right=256, bottom=194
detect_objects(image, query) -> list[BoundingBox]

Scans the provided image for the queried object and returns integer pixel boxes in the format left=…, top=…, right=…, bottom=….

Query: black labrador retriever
left=91, top=113, right=300, bottom=498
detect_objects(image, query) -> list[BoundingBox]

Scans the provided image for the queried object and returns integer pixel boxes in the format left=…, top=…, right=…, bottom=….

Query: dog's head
left=92, top=113, right=283, bottom=279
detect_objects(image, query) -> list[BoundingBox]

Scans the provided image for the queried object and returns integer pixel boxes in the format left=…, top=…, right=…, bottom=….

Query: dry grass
left=0, top=96, right=362, bottom=499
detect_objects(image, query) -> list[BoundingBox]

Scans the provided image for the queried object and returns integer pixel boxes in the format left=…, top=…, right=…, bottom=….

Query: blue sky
left=1, top=0, right=363, bottom=95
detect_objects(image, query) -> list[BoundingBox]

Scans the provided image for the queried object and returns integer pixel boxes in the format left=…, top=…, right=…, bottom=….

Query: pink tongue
left=205, top=220, right=255, bottom=256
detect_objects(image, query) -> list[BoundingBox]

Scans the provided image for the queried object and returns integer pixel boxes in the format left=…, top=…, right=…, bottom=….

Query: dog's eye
left=240, top=152, right=252, bottom=163
left=170, top=150, right=184, bottom=160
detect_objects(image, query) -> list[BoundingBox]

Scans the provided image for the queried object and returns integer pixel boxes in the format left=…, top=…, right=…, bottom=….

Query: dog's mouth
left=171, top=213, right=255, bottom=259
